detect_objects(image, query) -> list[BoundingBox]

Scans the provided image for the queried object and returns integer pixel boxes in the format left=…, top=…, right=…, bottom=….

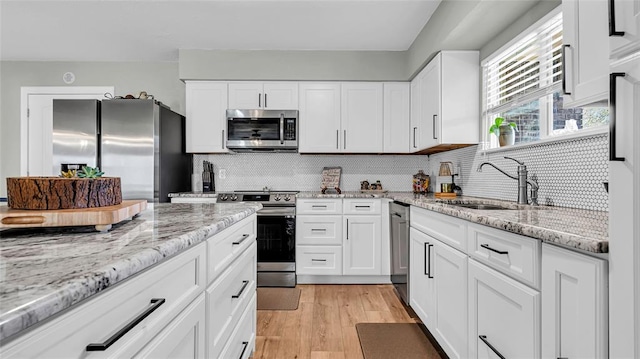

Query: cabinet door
left=562, top=0, right=609, bottom=106
left=432, top=240, right=468, bottom=359
left=299, top=83, right=342, bottom=153
left=185, top=82, right=228, bottom=153
left=609, top=0, right=640, bottom=58
left=134, top=293, right=206, bottom=359
left=440, top=51, right=480, bottom=144
left=343, top=215, right=382, bottom=275
left=541, top=244, right=608, bottom=359
left=263, top=82, right=298, bottom=109
left=468, top=259, right=540, bottom=359
left=419, top=55, right=441, bottom=149
left=228, top=82, right=263, bottom=109
left=341, top=82, right=383, bottom=152
left=409, top=228, right=435, bottom=325
left=383, top=82, right=411, bottom=153
left=410, top=78, right=421, bottom=152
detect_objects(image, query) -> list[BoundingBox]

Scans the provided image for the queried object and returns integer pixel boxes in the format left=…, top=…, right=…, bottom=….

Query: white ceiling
left=0, top=0, right=442, bottom=62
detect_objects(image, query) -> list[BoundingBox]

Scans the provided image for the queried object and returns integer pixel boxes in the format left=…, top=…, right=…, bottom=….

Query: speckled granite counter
left=168, top=192, right=217, bottom=198
left=0, top=202, right=261, bottom=341
left=298, top=191, right=609, bottom=254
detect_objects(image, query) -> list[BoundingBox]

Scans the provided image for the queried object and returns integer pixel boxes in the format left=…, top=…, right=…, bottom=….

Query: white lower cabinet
left=409, top=228, right=435, bottom=325
left=297, top=245, right=343, bottom=275
left=541, top=243, right=608, bottom=359
left=218, top=293, right=257, bottom=359
left=343, top=215, right=382, bottom=275
left=468, top=258, right=540, bottom=359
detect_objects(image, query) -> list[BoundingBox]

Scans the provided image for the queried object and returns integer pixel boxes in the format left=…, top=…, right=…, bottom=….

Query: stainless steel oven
left=226, top=109, right=298, bottom=152
left=218, top=191, right=297, bottom=287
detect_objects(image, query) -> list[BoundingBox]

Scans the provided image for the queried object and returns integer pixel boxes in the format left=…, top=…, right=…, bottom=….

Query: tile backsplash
left=193, top=153, right=429, bottom=192
left=429, top=133, right=609, bottom=211
left=193, top=132, right=608, bottom=211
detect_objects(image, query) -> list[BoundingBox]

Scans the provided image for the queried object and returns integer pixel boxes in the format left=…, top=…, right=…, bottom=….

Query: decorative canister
left=412, top=170, right=430, bottom=194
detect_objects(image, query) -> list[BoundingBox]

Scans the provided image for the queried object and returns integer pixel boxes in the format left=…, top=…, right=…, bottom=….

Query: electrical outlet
left=219, top=169, right=226, bottom=179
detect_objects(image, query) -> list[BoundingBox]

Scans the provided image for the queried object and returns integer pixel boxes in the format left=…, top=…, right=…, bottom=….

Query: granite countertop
left=168, top=192, right=217, bottom=198
left=0, top=202, right=261, bottom=342
left=298, top=191, right=609, bottom=254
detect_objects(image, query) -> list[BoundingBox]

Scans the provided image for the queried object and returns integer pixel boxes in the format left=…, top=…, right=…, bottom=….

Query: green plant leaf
left=494, top=117, right=504, bottom=127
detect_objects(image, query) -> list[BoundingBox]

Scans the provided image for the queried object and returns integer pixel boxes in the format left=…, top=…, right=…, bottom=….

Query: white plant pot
left=498, top=125, right=515, bottom=146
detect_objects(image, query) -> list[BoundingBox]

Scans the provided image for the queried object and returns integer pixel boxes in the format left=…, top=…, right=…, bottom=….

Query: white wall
left=0, top=61, right=184, bottom=197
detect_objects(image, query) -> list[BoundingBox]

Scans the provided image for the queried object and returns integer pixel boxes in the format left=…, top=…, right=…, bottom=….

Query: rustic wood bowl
left=6, top=177, right=122, bottom=210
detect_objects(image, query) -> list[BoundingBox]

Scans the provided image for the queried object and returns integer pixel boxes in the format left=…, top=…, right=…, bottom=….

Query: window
left=482, top=9, right=608, bottom=149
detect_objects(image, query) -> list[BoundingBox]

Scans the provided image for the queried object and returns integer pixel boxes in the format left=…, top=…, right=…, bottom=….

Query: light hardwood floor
left=253, top=284, right=421, bottom=359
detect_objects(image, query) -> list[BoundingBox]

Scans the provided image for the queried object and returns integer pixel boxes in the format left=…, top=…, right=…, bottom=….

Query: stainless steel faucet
left=477, top=156, right=539, bottom=205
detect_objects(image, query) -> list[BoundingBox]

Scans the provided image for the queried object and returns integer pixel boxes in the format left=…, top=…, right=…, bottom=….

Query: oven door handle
left=280, top=113, right=285, bottom=145
left=257, top=208, right=296, bottom=217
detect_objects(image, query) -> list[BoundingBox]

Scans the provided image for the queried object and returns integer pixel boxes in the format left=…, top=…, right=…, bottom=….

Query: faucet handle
left=504, top=156, right=524, bottom=165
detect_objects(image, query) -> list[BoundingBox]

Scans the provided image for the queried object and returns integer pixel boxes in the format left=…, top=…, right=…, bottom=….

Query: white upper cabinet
left=410, top=51, right=479, bottom=154
left=185, top=81, right=229, bottom=153
left=562, top=0, right=609, bottom=106
left=298, top=83, right=342, bottom=153
left=228, top=82, right=298, bottom=109
left=609, top=0, right=640, bottom=58
left=383, top=82, right=411, bottom=153
left=341, top=82, right=384, bottom=153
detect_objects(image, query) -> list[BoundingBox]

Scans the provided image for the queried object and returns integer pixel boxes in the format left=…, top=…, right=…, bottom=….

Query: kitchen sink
left=448, top=203, right=517, bottom=210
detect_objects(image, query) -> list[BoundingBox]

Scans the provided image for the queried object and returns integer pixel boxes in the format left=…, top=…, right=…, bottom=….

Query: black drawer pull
left=481, top=243, right=508, bottom=255
left=355, top=205, right=371, bottom=208
left=239, top=341, right=249, bottom=359
left=232, top=280, right=250, bottom=299
left=86, top=298, right=165, bottom=351
left=232, top=234, right=251, bottom=245
left=608, top=0, right=625, bottom=36
left=479, top=335, right=506, bottom=359
left=312, top=259, right=327, bottom=262
left=311, top=228, right=327, bottom=232
left=610, top=72, right=626, bottom=161
left=312, top=205, right=328, bottom=209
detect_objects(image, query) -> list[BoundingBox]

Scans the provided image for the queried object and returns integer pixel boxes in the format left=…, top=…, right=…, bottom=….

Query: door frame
left=20, top=86, right=114, bottom=175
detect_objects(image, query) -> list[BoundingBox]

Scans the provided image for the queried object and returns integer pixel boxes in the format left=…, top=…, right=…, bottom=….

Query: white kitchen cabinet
left=383, top=82, right=411, bottom=153
left=562, top=0, right=609, bottom=106
left=296, top=245, right=343, bottom=275
left=228, top=82, right=298, bottom=110
left=609, top=0, right=640, bottom=58
left=343, top=215, right=382, bottom=275
left=340, top=82, right=383, bottom=152
left=296, top=215, right=342, bottom=245
left=134, top=293, right=206, bottom=359
left=541, top=243, right=608, bottom=359
left=409, top=227, right=435, bottom=325
left=410, top=51, right=479, bottom=154
left=298, top=83, right=342, bottom=153
left=185, top=81, right=229, bottom=153
left=468, top=258, right=540, bottom=359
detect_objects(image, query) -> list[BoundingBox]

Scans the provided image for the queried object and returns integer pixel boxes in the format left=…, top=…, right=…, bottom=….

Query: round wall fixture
left=62, top=72, right=76, bottom=84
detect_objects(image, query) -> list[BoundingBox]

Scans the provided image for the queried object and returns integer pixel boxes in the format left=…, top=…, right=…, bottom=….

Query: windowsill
left=481, top=126, right=608, bottom=154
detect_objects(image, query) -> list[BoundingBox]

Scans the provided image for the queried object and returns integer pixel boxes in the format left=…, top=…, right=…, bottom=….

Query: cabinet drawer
left=296, top=199, right=342, bottom=215
left=410, top=206, right=467, bottom=252
left=1, top=244, right=206, bottom=358
left=297, top=215, right=342, bottom=245
left=468, top=223, right=540, bottom=289
left=343, top=199, right=381, bottom=214
left=206, top=243, right=257, bottom=359
left=296, top=245, right=343, bottom=275
left=207, top=214, right=256, bottom=284
left=218, top=293, right=256, bottom=359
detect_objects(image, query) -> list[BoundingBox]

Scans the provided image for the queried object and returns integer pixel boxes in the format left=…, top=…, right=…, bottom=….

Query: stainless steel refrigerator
left=52, top=99, right=190, bottom=202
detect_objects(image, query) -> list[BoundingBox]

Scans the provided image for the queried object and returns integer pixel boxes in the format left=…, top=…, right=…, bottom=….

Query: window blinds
left=484, top=13, right=563, bottom=114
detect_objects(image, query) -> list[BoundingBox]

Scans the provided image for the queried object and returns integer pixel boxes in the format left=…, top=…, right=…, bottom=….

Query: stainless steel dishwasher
left=390, top=201, right=410, bottom=305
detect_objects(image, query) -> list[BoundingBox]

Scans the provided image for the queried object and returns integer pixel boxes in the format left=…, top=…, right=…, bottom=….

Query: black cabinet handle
left=423, top=242, right=433, bottom=277
left=232, top=234, right=251, bottom=245
left=355, top=205, right=371, bottom=209
left=610, top=73, right=626, bottom=161
left=609, top=0, right=625, bottom=36
left=393, top=212, right=402, bottom=217
left=232, top=280, right=250, bottom=299
left=258, top=93, right=261, bottom=108
left=562, top=44, right=572, bottom=95
left=86, top=298, right=166, bottom=351
left=311, top=228, right=327, bottom=232
left=558, top=357, right=569, bottom=359
left=312, top=205, right=328, bottom=209
left=432, top=115, right=438, bottom=139
left=222, top=130, right=225, bottom=149
left=344, top=130, right=347, bottom=149
left=265, top=93, right=268, bottom=108
left=427, top=244, right=433, bottom=278
left=336, top=130, right=339, bottom=149
left=481, top=243, right=508, bottom=255
left=413, top=127, right=417, bottom=148
left=311, top=259, right=327, bottom=262
left=239, top=341, right=249, bottom=359
left=479, top=335, right=506, bottom=359
left=346, top=219, right=349, bottom=240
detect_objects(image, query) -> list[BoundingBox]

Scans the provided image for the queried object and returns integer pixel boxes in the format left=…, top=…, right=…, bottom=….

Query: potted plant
left=489, top=117, right=517, bottom=147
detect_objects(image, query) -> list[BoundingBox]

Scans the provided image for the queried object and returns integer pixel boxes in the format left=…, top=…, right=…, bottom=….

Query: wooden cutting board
left=0, top=200, right=147, bottom=232
left=434, top=192, right=457, bottom=199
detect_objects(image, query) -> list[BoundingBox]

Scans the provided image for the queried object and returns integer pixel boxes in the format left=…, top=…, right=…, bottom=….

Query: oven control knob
left=220, top=195, right=228, bottom=201
left=231, top=195, right=238, bottom=201
left=274, top=195, right=281, bottom=201
left=284, top=195, right=291, bottom=201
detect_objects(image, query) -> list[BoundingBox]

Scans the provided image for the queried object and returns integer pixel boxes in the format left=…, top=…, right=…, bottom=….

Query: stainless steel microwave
left=226, top=109, right=298, bottom=152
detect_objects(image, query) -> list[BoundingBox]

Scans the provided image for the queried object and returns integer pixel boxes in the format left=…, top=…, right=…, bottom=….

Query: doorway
left=20, top=86, right=113, bottom=176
